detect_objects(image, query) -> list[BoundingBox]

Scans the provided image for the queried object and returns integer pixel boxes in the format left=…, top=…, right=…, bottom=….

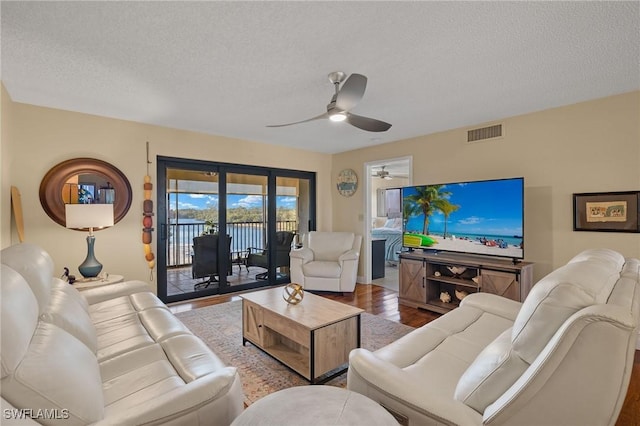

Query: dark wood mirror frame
left=39, top=158, right=133, bottom=228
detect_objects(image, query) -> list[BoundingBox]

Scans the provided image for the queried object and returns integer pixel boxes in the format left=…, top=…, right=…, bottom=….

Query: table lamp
left=65, top=204, right=114, bottom=278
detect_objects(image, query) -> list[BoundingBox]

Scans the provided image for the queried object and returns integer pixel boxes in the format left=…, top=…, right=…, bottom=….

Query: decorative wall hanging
left=337, top=168, right=358, bottom=197
left=39, top=158, right=132, bottom=227
left=142, top=142, right=156, bottom=279
left=11, top=186, right=25, bottom=242
left=573, top=191, right=640, bottom=232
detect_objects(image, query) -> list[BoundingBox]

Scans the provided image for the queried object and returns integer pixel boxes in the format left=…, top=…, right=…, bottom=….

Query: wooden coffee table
left=241, top=286, right=364, bottom=383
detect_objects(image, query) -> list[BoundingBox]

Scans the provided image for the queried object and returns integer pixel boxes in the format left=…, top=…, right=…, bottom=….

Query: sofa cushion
left=139, top=307, right=192, bottom=342
left=130, top=291, right=169, bottom=311
left=303, top=260, right=342, bottom=278
left=1, top=243, right=55, bottom=314
left=52, top=278, right=90, bottom=312
left=41, top=286, right=98, bottom=352
left=454, top=327, right=529, bottom=413
left=3, top=322, right=104, bottom=425
left=308, top=232, right=355, bottom=261
left=0, top=265, right=39, bottom=380
left=95, top=313, right=155, bottom=361
left=161, top=334, right=228, bottom=382
left=511, top=248, right=624, bottom=363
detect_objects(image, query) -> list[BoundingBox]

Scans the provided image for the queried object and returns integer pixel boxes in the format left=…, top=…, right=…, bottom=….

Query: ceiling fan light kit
left=267, top=71, right=392, bottom=132
left=329, top=111, right=347, bottom=122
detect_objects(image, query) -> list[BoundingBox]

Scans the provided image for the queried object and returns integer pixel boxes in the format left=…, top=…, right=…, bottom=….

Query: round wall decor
left=337, top=168, right=358, bottom=197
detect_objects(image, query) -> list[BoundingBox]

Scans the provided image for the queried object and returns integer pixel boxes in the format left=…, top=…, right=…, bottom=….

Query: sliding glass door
left=157, top=157, right=315, bottom=303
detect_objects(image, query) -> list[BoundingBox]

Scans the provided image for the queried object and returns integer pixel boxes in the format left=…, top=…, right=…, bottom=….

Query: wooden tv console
left=399, top=251, right=534, bottom=314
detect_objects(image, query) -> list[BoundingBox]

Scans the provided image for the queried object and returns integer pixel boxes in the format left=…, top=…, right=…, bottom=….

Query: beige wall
left=3, top=88, right=639, bottom=290
left=1, top=91, right=332, bottom=292
left=333, top=91, right=640, bottom=281
left=1, top=86, right=14, bottom=248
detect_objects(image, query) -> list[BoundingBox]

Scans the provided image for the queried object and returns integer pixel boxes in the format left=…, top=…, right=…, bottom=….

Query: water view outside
left=167, top=193, right=297, bottom=266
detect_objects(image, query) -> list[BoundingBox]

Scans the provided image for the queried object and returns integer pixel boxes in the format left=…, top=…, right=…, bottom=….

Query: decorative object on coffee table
left=283, top=283, right=304, bottom=305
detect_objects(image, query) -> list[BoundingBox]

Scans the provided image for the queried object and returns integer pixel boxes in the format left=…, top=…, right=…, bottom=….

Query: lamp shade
left=65, top=204, right=114, bottom=229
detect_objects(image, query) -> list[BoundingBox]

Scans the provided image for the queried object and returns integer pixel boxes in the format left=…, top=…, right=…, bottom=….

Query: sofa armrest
left=290, top=248, right=314, bottom=263
left=338, top=249, right=359, bottom=263
left=348, top=349, right=482, bottom=426
left=80, top=280, right=152, bottom=305
left=460, top=292, right=522, bottom=321
left=94, top=368, right=243, bottom=425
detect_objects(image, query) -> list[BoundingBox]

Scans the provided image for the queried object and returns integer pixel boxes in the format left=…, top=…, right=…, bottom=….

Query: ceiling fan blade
left=266, top=113, right=328, bottom=128
left=335, top=73, right=367, bottom=111
left=346, top=113, right=392, bottom=132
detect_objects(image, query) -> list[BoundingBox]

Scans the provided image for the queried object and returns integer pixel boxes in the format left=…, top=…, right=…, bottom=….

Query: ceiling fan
left=267, top=72, right=392, bottom=132
left=372, top=166, right=399, bottom=180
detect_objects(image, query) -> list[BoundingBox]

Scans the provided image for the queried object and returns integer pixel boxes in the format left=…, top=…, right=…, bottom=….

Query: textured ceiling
left=2, top=1, right=639, bottom=154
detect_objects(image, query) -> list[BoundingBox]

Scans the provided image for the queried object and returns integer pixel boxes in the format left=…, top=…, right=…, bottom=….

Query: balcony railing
left=167, top=220, right=297, bottom=267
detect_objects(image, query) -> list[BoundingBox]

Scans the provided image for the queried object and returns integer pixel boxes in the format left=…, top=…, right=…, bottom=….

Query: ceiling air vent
left=467, top=124, right=503, bottom=143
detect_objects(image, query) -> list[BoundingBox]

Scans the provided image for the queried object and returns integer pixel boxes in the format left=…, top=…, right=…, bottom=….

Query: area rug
left=175, top=300, right=414, bottom=405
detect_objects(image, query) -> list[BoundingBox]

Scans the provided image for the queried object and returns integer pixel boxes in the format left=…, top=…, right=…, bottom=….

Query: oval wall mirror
left=39, top=158, right=133, bottom=228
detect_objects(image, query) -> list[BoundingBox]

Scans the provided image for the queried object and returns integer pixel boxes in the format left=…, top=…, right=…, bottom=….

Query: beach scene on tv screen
left=403, top=179, right=524, bottom=259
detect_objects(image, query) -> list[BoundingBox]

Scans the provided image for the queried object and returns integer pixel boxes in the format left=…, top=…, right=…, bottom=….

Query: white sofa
left=1, top=243, right=244, bottom=425
left=348, top=248, right=640, bottom=426
left=290, top=231, right=362, bottom=293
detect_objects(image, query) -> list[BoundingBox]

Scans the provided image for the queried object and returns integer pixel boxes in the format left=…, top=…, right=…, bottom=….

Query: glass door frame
left=157, top=156, right=316, bottom=304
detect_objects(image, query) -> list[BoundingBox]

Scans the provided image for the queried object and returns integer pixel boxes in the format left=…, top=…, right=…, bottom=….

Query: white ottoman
left=231, top=386, right=399, bottom=425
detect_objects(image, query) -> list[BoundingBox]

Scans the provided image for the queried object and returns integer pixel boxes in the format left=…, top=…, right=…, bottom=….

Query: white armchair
left=290, top=231, right=362, bottom=292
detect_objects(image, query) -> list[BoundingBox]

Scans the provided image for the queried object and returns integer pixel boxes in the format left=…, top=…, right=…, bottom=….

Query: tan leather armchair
left=290, top=231, right=362, bottom=292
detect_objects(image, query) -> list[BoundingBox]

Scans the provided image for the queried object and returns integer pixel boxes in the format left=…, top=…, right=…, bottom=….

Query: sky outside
left=169, top=193, right=297, bottom=210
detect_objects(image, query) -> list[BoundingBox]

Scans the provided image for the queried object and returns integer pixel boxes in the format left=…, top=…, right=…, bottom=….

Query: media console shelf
left=399, top=251, right=534, bottom=314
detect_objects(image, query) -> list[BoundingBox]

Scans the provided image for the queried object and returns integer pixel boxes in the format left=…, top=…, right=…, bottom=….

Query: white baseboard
left=637, top=331, right=640, bottom=350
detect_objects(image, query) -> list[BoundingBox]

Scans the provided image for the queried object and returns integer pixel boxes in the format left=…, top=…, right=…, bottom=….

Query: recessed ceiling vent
left=467, top=124, right=503, bottom=143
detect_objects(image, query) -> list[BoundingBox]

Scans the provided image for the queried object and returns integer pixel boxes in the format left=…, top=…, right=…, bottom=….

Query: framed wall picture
left=573, top=191, right=640, bottom=232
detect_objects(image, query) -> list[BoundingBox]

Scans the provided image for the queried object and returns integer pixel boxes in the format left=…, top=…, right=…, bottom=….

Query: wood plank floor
left=169, top=283, right=640, bottom=425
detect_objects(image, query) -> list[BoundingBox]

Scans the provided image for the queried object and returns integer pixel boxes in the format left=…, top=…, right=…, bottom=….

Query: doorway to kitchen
left=156, top=156, right=316, bottom=304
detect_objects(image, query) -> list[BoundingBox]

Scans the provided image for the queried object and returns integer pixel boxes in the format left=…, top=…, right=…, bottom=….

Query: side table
left=73, top=274, right=124, bottom=291
left=231, top=386, right=398, bottom=425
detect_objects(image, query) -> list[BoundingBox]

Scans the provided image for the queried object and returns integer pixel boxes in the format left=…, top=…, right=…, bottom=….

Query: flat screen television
left=402, top=177, right=524, bottom=260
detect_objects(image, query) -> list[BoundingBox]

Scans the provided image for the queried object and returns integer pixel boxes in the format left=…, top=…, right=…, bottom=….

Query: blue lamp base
left=78, top=235, right=103, bottom=278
